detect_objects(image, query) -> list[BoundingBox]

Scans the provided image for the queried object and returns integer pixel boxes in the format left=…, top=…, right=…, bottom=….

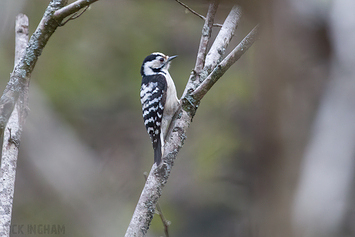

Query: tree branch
left=181, top=0, right=220, bottom=114
left=0, top=0, right=99, bottom=138
left=192, top=25, right=260, bottom=101
left=194, top=0, right=219, bottom=74
left=53, top=0, right=98, bottom=23
left=143, top=173, right=170, bottom=237
left=58, top=5, right=90, bottom=26
left=0, top=14, right=29, bottom=237
left=204, top=5, right=242, bottom=73
left=0, top=0, right=66, bottom=140
left=125, top=108, right=190, bottom=237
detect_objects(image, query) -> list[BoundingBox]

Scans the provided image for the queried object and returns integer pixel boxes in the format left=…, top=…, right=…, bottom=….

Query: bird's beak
left=167, top=55, right=178, bottom=62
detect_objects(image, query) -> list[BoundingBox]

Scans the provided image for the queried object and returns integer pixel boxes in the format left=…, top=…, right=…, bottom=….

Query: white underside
left=160, top=71, right=179, bottom=156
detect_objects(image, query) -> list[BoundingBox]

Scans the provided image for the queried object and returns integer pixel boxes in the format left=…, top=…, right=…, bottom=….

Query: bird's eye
left=159, top=58, right=164, bottom=62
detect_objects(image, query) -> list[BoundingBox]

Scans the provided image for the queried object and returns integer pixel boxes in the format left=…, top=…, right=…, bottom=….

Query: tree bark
left=0, top=14, right=29, bottom=237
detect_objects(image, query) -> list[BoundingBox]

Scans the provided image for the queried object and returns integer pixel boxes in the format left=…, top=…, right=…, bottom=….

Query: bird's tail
left=154, top=137, right=162, bottom=165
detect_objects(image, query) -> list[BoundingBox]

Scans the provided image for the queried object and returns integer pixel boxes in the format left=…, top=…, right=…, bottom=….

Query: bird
left=140, top=52, right=180, bottom=165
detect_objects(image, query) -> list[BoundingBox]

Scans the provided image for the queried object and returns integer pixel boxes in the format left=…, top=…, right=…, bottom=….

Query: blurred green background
left=0, top=0, right=256, bottom=236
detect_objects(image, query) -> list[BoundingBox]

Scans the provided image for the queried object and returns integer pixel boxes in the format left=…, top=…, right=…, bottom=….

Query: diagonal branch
left=0, top=0, right=67, bottom=160
left=58, top=5, right=90, bottom=26
left=0, top=0, right=100, bottom=147
left=53, top=0, right=98, bottom=20
left=204, top=5, right=242, bottom=73
left=192, top=25, right=260, bottom=101
left=125, top=109, right=190, bottom=237
left=143, top=172, right=170, bottom=237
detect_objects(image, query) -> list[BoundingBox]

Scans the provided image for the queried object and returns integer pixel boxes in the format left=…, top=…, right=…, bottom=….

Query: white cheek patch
left=143, top=58, right=165, bottom=76
left=144, top=62, right=154, bottom=75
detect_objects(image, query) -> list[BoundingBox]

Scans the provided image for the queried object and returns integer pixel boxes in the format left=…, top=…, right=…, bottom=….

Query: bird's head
left=140, top=52, right=177, bottom=76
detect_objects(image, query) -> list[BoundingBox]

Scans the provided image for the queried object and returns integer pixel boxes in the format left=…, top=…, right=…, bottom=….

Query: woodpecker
left=140, top=52, right=180, bottom=165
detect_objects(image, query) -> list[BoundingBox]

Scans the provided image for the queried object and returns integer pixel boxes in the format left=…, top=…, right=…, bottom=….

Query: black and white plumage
left=140, top=52, right=179, bottom=165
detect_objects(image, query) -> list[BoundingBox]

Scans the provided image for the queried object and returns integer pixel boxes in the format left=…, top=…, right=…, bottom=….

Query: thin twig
left=175, top=0, right=204, bottom=20
left=194, top=0, right=219, bottom=74
left=54, top=0, right=98, bottom=20
left=59, top=5, right=90, bottom=26
left=175, top=0, right=222, bottom=27
left=143, top=172, right=170, bottom=237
